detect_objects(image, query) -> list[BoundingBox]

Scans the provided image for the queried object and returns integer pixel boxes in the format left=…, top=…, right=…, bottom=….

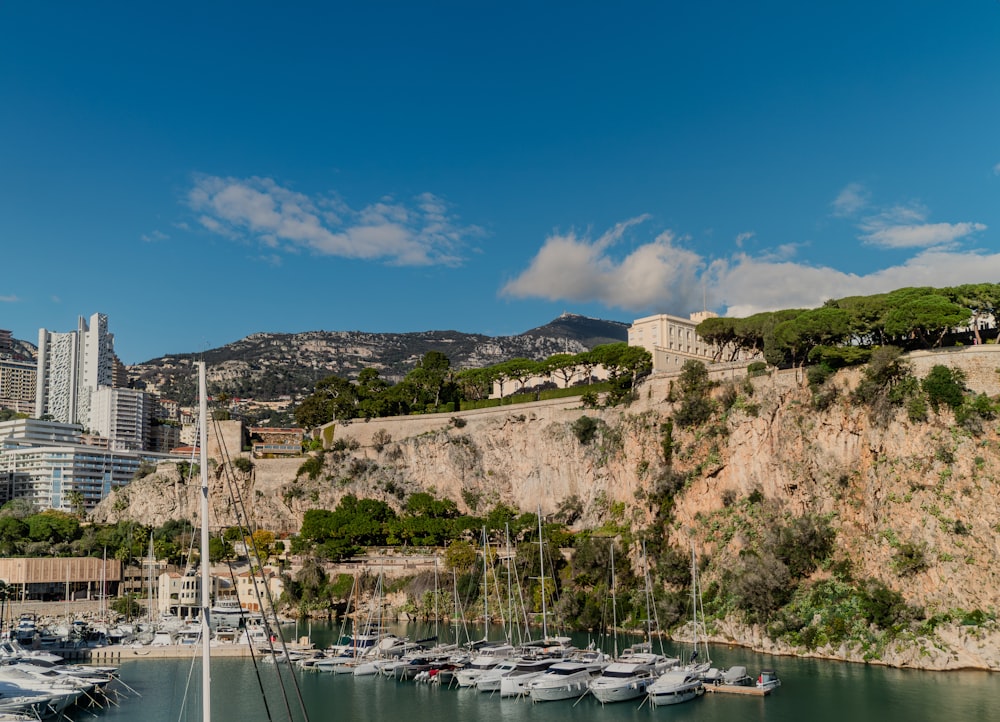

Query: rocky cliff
left=94, top=348, right=1000, bottom=670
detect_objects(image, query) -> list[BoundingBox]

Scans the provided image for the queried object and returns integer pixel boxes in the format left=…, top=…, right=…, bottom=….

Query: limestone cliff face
left=94, top=351, right=1000, bottom=669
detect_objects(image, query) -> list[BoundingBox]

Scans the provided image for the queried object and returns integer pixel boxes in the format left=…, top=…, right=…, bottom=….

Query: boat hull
left=647, top=685, right=704, bottom=706
left=589, top=677, right=653, bottom=703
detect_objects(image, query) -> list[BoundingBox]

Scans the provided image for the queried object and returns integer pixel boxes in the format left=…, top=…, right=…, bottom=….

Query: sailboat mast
left=689, top=543, right=697, bottom=663
left=505, top=523, right=513, bottom=644
left=433, top=555, right=439, bottom=642
left=147, top=531, right=154, bottom=626
left=198, top=361, right=211, bottom=722
left=481, top=526, right=488, bottom=630
left=610, top=542, right=618, bottom=658
left=537, top=508, right=547, bottom=640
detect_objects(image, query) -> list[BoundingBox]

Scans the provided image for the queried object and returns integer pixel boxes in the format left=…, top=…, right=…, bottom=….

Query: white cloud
left=831, top=182, right=870, bottom=217
left=0, top=295, right=18, bottom=303
left=852, top=203, right=986, bottom=249
left=713, top=248, right=1000, bottom=318
left=504, top=216, right=1000, bottom=321
left=188, top=175, right=479, bottom=266
left=994, top=162, right=1000, bottom=175
left=734, top=231, right=755, bottom=247
left=862, top=221, right=986, bottom=249
left=501, top=217, right=703, bottom=311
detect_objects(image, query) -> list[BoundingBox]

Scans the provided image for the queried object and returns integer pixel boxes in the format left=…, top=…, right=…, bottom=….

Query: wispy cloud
left=141, top=230, right=169, bottom=243
left=734, top=231, right=755, bottom=248
left=0, top=295, right=19, bottom=303
left=831, top=182, right=870, bottom=217
left=832, top=187, right=988, bottom=250
left=504, top=216, right=1000, bottom=319
left=859, top=204, right=985, bottom=249
left=994, top=162, right=1000, bottom=175
left=188, top=175, right=480, bottom=266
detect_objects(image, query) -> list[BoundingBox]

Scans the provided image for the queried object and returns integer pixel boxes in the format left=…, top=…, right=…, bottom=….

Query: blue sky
left=2, top=2, right=999, bottom=364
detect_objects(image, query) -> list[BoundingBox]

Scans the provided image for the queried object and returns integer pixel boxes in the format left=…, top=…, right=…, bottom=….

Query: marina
left=60, top=623, right=999, bottom=722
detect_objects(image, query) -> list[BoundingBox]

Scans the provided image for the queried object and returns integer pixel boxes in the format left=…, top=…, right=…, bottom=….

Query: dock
left=50, top=643, right=261, bottom=662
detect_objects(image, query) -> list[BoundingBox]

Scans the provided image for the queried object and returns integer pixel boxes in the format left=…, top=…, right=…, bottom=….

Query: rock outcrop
left=95, top=350, right=1000, bottom=669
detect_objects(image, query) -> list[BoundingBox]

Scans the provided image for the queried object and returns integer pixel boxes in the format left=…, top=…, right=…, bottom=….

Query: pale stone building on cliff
left=628, top=311, right=719, bottom=373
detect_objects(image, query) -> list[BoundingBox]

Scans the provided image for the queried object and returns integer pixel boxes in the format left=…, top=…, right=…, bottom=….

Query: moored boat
left=588, top=651, right=677, bottom=704
left=526, top=654, right=609, bottom=702
left=645, top=667, right=704, bottom=706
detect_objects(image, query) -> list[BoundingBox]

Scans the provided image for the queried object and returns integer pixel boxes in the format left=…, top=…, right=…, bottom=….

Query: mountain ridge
left=127, top=314, right=629, bottom=404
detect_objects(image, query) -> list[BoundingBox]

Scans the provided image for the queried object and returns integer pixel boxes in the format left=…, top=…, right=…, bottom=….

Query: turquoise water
left=91, top=623, right=997, bottom=722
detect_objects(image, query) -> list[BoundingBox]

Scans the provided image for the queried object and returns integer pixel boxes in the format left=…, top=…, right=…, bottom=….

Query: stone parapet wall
left=905, top=346, right=1000, bottom=395
left=323, top=396, right=590, bottom=449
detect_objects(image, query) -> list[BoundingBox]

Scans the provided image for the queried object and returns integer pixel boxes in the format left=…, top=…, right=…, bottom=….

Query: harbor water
left=92, top=622, right=996, bottom=722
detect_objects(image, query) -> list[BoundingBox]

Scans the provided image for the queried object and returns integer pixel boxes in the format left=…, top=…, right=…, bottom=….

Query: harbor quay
left=52, top=642, right=264, bottom=662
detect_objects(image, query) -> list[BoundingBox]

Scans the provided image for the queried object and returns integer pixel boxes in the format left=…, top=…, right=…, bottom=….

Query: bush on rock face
left=571, top=415, right=599, bottom=445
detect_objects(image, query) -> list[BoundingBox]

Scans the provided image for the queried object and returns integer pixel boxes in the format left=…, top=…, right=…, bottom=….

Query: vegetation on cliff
left=697, top=283, right=1000, bottom=367
left=293, top=343, right=651, bottom=427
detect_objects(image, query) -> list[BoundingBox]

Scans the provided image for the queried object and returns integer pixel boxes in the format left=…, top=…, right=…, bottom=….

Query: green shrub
left=850, top=346, right=915, bottom=427
left=674, top=395, right=715, bottom=428
left=660, top=420, right=674, bottom=466
left=776, top=514, right=836, bottom=579
left=724, top=550, right=792, bottom=623
left=806, top=363, right=835, bottom=389
left=571, top=415, right=600, bottom=445
left=893, top=541, right=928, bottom=576
left=921, top=365, right=966, bottom=412
left=906, top=396, right=928, bottom=423
left=297, top=455, right=324, bottom=481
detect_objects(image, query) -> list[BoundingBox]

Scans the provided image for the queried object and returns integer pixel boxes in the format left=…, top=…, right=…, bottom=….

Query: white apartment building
left=628, top=311, right=719, bottom=373
left=0, top=418, right=142, bottom=512
left=35, top=312, right=116, bottom=426
left=158, top=570, right=230, bottom=619
left=90, top=387, right=153, bottom=452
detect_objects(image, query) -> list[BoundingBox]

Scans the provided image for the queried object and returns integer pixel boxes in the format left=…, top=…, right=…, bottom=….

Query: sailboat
left=645, top=542, right=709, bottom=707
left=496, top=509, right=575, bottom=699
left=589, top=541, right=676, bottom=704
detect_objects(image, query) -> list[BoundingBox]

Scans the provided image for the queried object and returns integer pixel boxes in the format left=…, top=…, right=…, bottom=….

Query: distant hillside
left=128, top=314, right=629, bottom=404
left=521, top=313, right=629, bottom=348
left=0, top=336, right=36, bottom=362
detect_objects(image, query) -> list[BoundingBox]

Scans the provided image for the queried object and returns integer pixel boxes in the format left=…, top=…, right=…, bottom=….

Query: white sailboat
left=589, top=542, right=676, bottom=704
left=646, top=543, right=709, bottom=707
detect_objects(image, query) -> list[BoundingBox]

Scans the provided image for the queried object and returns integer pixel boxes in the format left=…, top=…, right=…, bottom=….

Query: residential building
left=628, top=311, right=720, bottom=373
left=34, top=328, right=80, bottom=424
left=156, top=398, right=180, bottom=422
left=89, top=386, right=153, bottom=451
left=157, top=569, right=231, bottom=618
left=0, top=418, right=142, bottom=512
left=148, top=421, right=181, bottom=454
left=0, top=358, right=36, bottom=414
left=35, top=312, right=116, bottom=426
left=235, top=566, right=284, bottom=613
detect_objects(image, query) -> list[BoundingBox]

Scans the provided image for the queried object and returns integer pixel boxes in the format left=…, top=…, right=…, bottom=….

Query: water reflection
left=94, top=620, right=996, bottom=722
